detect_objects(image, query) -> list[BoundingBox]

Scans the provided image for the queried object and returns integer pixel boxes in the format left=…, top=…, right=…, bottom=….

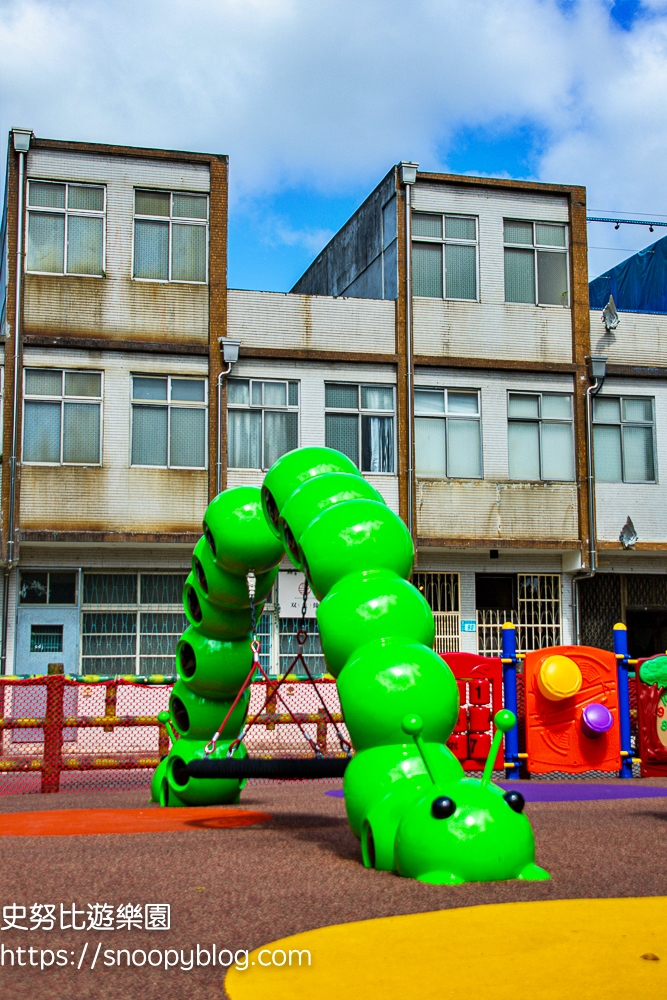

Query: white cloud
left=1, top=0, right=667, bottom=273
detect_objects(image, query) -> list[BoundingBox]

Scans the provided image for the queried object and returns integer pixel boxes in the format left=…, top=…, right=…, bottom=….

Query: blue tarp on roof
left=589, top=233, right=667, bottom=314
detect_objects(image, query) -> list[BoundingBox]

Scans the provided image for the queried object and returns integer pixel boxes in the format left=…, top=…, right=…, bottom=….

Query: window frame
left=411, top=212, right=479, bottom=302
left=130, top=374, right=209, bottom=470
left=226, top=378, right=300, bottom=471
left=132, top=189, right=209, bottom=285
left=506, top=390, right=575, bottom=482
left=324, top=382, right=396, bottom=474
left=22, top=367, right=104, bottom=467
left=19, top=570, right=78, bottom=606
left=414, top=386, right=483, bottom=479
left=25, top=179, right=106, bottom=278
left=503, top=219, right=569, bottom=307
left=592, top=394, right=657, bottom=484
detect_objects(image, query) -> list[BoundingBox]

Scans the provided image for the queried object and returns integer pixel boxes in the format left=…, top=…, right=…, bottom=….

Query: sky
left=2, top=0, right=667, bottom=291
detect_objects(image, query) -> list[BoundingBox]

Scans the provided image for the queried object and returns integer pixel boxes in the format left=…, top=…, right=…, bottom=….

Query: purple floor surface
left=325, top=783, right=667, bottom=803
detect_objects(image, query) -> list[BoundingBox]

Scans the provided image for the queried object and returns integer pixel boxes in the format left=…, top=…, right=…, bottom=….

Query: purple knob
left=580, top=702, right=613, bottom=738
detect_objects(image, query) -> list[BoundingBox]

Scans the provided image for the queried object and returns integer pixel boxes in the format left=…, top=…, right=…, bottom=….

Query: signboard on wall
left=278, top=572, right=320, bottom=618
left=460, top=620, right=477, bottom=632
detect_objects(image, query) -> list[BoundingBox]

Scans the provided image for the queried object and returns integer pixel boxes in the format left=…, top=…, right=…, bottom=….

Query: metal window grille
left=413, top=572, right=460, bottom=653
left=279, top=617, right=325, bottom=677
left=81, top=573, right=187, bottom=675
left=477, top=574, right=561, bottom=655
left=30, top=625, right=63, bottom=654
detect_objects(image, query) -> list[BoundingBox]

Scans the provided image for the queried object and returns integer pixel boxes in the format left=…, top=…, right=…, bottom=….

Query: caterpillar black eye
left=504, top=791, right=525, bottom=813
left=431, top=796, right=456, bottom=819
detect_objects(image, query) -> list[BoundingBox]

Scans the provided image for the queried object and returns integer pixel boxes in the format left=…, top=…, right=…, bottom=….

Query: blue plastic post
left=613, top=623, right=634, bottom=779
left=501, top=622, right=520, bottom=779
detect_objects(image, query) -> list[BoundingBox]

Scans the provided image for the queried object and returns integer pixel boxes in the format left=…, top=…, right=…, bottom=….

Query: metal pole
left=404, top=182, right=414, bottom=537
left=216, top=370, right=224, bottom=495
left=501, top=621, right=520, bottom=778
left=613, top=622, right=634, bottom=779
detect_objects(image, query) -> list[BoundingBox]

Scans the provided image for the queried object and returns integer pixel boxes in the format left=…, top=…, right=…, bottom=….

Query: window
left=413, top=572, right=460, bottom=653
left=20, top=571, right=77, bottom=605
left=23, top=368, right=102, bottom=465
left=227, top=379, right=299, bottom=470
left=593, top=396, right=655, bottom=483
left=476, top=573, right=561, bottom=655
left=26, top=180, right=105, bottom=276
left=507, top=392, right=574, bottom=481
left=279, top=618, right=325, bottom=677
left=30, top=625, right=63, bottom=654
left=133, top=190, right=208, bottom=283
left=81, top=572, right=187, bottom=675
left=415, top=388, right=482, bottom=478
left=504, top=220, right=569, bottom=306
left=412, top=213, right=477, bottom=300
left=325, top=383, right=394, bottom=473
left=131, top=375, right=207, bottom=469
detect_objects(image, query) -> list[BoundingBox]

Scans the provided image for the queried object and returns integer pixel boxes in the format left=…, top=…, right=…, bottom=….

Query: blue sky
left=3, top=0, right=667, bottom=291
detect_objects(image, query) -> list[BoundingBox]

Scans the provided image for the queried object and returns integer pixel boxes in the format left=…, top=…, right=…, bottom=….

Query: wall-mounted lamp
left=12, top=129, right=32, bottom=153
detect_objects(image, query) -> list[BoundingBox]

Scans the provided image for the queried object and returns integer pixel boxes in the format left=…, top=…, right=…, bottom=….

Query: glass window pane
left=415, top=390, right=445, bottom=414
left=508, top=394, right=539, bottom=418
left=264, top=411, right=298, bottom=468
left=415, top=418, right=446, bottom=476
left=131, top=405, right=167, bottom=466
left=593, top=397, right=620, bottom=422
left=63, top=402, right=100, bottom=463
left=447, top=419, right=481, bottom=477
left=135, top=190, right=170, bottom=216
left=23, top=401, right=61, bottom=462
left=263, top=382, right=287, bottom=407
left=288, top=382, right=299, bottom=406
left=623, top=397, right=653, bottom=422
left=170, top=407, right=206, bottom=468
left=537, top=251, right=568, bottom=306
left=68, top=185, right=104, bottom=212
left=171, top=378, right=205, bottom=402
left=25, top=369, right=62, bottom=396
left=542, top=394, right=571, bottom=419
left=362, top=415, right=394, bottom=473
left=535, top=223, right=566, bottom=247
left=504, top=220, right=533, bottom=244
left=325, top=384, right=358, bottom=409
left=445, top=216, right=476, bottom=241
left=227, top=380, right=249, bottom=405
left=27, top=212, right=64, bottom=273
left=28, top=182, right=65, bottom=209
left=413, top=243, right=443, bottom=297
left=228, top=409, right=262, bottom=468
left=83, top=574, right=137, bottom=604
left=504, top=248, right=535, bottom=303
left=134, top=220, right=168, bottom=280
left=445, top=243, right=476, bottom=299
left=325, top=413, right=359, bottom=466
left=20, top=572, right=48, bottom=604
left=593, top=425, right=622, bottom=482
left=251, top=382, right=263, bottom=406
left=133, top=376, right=167, bottom=400
left=171, top=223, right=206, bottom=282
left=67, top=215, right=103, bottom=275
left=623, top=425, right=654, bottom=481
left=172, top=194, right=207, bottom=219
left=447, top=391, right=479, bottom=415
left=361, top=386, right=393, bottom=411
left=65, top=371, right=101, bottom=397
left=49, top=573, right=77, bottom=604
left=508, top=422, right=540, bottom=479
left=412, top=213, right=442, bottom=238
left=541, top=422, right=574, bottom=480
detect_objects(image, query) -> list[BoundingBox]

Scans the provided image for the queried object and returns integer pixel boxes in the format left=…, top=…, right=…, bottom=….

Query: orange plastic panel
left=524, top=645, right=620, bottom=774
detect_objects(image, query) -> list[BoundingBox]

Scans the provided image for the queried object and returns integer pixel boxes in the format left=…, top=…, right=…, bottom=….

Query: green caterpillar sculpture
left=154, top=446, right=549, bottom=884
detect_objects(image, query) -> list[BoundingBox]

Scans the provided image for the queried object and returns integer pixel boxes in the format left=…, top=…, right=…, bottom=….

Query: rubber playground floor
left=1, top=779, right=667, bottom=1000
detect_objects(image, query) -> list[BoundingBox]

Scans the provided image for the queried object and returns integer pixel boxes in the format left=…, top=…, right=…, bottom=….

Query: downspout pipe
left=215, top=338, right=240, bottom=496
left=399, top=162, right=418, bottom=538
left=2, top=130, right=31, bottom=674
left=572, top=356, right=607, bottom=643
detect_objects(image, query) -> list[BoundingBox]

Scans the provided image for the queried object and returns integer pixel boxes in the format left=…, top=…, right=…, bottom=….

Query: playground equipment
left=170, top=446, right=547, bottom=884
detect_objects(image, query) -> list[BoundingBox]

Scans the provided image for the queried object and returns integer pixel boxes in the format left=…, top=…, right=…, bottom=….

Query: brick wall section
left=2, top=145, right=19, bottom=564
left=208, top=155, right=229, bottom=499
left=568, top=186, right=591, bottom=567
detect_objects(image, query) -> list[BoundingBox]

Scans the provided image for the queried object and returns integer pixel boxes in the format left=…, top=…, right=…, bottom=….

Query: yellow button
left=537, top=654, right=582, bottom=701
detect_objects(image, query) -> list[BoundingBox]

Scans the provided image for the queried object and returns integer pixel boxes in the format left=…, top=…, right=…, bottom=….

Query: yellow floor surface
left=226, top=896, right=666, bottom=1000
